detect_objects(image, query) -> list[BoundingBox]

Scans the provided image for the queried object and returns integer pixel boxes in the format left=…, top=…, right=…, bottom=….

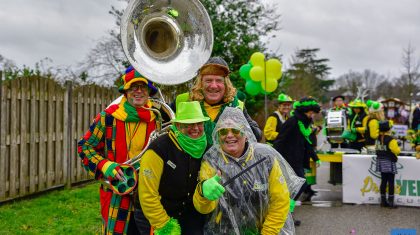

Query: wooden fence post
left=0, top=71, right=5, bottom=200
left=63, top=81, right=73, bottom=189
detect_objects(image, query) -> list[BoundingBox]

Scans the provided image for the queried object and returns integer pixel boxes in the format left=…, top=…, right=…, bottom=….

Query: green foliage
left=284, top=48, right=334, bottom=102
left=0, top=183, right=101, bottom=234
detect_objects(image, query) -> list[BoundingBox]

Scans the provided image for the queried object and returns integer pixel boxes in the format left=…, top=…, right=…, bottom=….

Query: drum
left=325, top=110, right=347, bottom=144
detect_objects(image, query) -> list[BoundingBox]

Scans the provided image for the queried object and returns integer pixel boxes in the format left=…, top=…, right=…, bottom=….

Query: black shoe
left=388, top=196, right=398, bottom=209
left=294, top=219, right=301, bottom=226
left=380, top=194, right=389, bottom=207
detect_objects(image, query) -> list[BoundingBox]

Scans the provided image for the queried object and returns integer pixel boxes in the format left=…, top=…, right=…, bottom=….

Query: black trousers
left=380, top=172, right=395, bottom=196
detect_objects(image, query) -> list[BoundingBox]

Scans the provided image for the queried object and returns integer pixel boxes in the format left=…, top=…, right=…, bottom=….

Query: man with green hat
left=175, top=56, right=262, bottom=145
left=264, top=93, right=294, bottom=145
left=78, top=66, right=159, bottom=234
left=136, top=101, right=210, bottom=235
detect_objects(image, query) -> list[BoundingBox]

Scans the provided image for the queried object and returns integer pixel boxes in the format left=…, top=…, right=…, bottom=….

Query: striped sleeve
left=77, top=111, right=109, bottom=179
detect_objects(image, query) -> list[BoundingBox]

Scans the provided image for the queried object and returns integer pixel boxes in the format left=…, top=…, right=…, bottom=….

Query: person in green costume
left=175, top=57, right=262, bottom=145
left=136, top=101, right=210, bottom=235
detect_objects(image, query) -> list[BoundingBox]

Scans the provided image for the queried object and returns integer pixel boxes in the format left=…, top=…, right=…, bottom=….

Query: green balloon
left=245, top=80, right=261, bottom=96
left=239, top=64, right=252, bottom=80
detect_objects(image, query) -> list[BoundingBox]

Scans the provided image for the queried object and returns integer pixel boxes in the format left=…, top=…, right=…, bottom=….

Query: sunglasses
left=128, top=83, right=149, bottom=92
left=218, top=128, right=242, bottom=136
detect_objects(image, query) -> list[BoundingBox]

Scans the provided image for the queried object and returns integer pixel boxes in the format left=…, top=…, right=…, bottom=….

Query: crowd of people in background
left=78, top=57, right=420, bottom=235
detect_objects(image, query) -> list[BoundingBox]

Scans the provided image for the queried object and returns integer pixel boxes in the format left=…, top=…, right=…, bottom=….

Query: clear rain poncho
left=200, top=107, right=305, bottom=235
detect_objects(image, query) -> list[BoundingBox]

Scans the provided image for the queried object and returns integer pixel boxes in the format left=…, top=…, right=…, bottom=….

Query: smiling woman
left=193, top=107, right=305, bottom=235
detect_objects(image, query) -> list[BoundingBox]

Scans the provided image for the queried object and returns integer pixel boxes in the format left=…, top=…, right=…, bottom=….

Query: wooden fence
left=0, top=74, right=118, bottom=202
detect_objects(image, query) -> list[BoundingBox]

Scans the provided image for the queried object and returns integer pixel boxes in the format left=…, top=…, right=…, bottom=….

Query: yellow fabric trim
left=138, top=149, right=170, bottom=229
left=203, top=102, right=222, bottom=121
left=193, top=161, right=218, bottom=214
left=126, top=122, right=147, bottom=159
left=168, top=130, right=182, bottom=151
left=261, top=158, right=290, bottom=234
left=368, top=119, right=379, bottom=142
left=101, top=161, right=114, bottom=174
left=238, top=100, right=245, bottom=110
left=356, top=116, right=369, bottom=134
left=264, top=116, right=279, bottom=141
left=389, top=139, right=401, bottom=156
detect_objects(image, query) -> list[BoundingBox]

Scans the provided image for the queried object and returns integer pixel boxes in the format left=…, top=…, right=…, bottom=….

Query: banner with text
left=343, top=154, right=420, bottom=207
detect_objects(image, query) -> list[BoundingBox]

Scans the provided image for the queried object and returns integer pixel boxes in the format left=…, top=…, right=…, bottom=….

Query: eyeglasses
left=178, top=122, right=204, bottom=129
left=218, top=128, right=242, bottom=136
left=128, top=83, right=149, bottom=92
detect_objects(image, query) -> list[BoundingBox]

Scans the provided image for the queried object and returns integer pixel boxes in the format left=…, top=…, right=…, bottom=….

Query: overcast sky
left=1, top=0, right=420, bottom=79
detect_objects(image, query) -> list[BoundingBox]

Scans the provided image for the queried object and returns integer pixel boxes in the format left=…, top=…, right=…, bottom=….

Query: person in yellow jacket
left=365, top=100, right=385, bottom=153
left=193, top=107, right=304, bottom=235
left=375, top=120, right=401, bottom=208
left=346, top=99, right=369, bottom=151
left=263, top=93, right=293, bottom=145
left=137, top=101, right=210, bottom=235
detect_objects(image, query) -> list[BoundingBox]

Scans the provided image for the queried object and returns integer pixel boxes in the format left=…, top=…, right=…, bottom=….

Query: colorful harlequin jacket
left=78, top=97, right=156, bottom=235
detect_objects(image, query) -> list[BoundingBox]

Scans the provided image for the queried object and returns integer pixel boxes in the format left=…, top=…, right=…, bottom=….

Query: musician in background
left=263, top=93, right=293, bottom=145
left=194, top=107, right=298, bottom=235
left=137, top=101, right=209, bottom=235
left=78, top=66, right=158, bottom=234
left=175, top=57, right=262, bottom=145
left=327, top=95, right=350, bottom=148
left=347, top=99, right=369, bottom=151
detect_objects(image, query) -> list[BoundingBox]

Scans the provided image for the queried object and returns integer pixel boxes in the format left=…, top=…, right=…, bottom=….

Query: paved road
left=293, top=162, right=420, bottom=235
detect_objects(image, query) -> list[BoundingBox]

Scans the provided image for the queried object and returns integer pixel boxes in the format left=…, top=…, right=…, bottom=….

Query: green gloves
left=202, top=175, right=225, bottom=201
left=154, top=217, right=181, bottom=235
left=316, top=160, right=321, bottom=167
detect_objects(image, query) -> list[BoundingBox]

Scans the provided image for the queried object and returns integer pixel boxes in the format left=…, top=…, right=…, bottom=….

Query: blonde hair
left=190, top=75, right=237, bottom=103
left=369, top=110, right=385, bottom=121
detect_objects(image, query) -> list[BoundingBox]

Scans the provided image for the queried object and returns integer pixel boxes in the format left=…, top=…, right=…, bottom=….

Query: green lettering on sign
left=408, top=180, right=416, bottom=196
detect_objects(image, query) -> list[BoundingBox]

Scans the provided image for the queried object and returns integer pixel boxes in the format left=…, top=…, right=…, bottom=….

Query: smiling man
left=175, top=57, right=262, bottom=145
left=78, top=66, right=158, bottom=234
left=136, top=101, right=210, bottom=235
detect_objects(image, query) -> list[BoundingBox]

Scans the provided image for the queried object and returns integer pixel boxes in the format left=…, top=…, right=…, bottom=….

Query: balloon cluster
left=239, top=52, right=283, bottom=96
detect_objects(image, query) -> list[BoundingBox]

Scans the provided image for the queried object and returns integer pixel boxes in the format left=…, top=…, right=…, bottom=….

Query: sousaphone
left=121, top=0, right=214, bottom=85
left=103, top=0, right=213, bottom=195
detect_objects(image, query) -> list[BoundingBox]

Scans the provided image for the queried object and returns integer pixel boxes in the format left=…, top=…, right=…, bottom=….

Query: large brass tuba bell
left=121, top=0, right=214, bottom=85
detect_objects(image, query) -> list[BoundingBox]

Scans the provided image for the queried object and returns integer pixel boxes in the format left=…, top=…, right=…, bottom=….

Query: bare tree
left=401, top=42, right=420, bottom=125
left=77, top=36, right=126, bottom=87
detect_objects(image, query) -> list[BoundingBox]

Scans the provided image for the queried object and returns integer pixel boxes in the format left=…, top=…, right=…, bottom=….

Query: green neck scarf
left=200, top=96, right=239, bottom=145
left=171, top=125, right=207, bottom=159
left=298, top=120, right=313, bottom=144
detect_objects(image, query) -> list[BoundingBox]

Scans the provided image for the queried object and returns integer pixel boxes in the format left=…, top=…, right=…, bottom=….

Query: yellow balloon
left=249, top=66, right=264, bottom=82
left=250, top=52, right=265, bottom=67
left=261, top=78, right=278, bottom=93
left=265, top=58, right=282, bottom=80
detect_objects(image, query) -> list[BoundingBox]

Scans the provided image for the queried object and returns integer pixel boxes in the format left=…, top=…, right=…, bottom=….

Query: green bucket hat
left=172, top=101, right=210, bottom=124
left=278, top=93, right=293, bottom=103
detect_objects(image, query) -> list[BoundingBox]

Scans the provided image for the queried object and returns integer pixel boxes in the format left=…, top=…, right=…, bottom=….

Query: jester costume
left=78, top=59, right=161, bottom=235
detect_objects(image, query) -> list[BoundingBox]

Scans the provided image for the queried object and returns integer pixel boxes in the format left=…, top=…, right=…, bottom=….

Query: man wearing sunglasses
left=174, top=57, right=262, bottom=145
left=193, top=107, right=303, bottom=235
left=78, top=66, right=158, bottom=234
left=137, top=101, right=210, bottom=235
